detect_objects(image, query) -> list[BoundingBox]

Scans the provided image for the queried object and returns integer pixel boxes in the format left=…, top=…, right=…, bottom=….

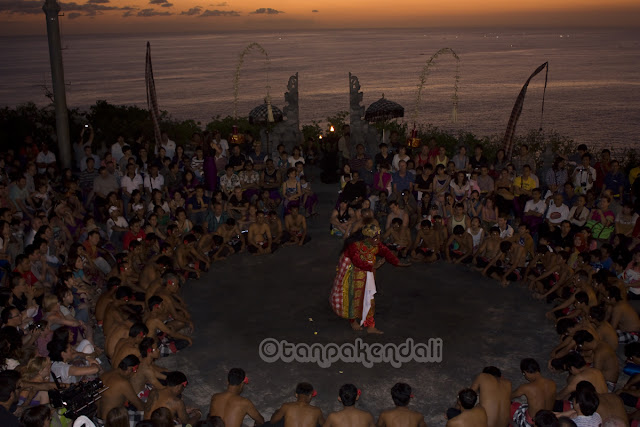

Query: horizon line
left=1, top=23, right=639, bottom=38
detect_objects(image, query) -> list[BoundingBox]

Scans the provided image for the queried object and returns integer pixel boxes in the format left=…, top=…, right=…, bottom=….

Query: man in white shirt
left=107, top=206, right=129, bottom=250
left=118, top=146, right=137, bottom=173
left=497, top=215, right=514, bottom=239
left=572, top=153, right=596, bottom=195
left=522, top=188, right=547, bottom=234
left=544, top=193, right=570, bottom=234
left=157, top=132, right=176, bottom=159
left=120, top=164, right=143, bottom=217
left=111, top=135, right=126, bottom=164
left=214, top=131, right=229, bottom=158
left=143, top=165, right=165, bottom=195
left=35, top=143, right=56, bottom=174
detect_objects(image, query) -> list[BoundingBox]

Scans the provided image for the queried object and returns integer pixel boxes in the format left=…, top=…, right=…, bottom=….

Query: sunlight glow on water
left=0, top=28, right=638, bottom=148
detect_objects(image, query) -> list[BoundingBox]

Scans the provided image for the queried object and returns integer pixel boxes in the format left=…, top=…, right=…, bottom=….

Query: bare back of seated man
left=145, top=371, right=201, bottom=425
left=511, top=359, right=557, bottom=424
left=270, top=382, right=324, bottom=427
left=607, top=286, right=640, bottom=334
left=139, top=256, right=170, bottom=291
left=175, top=234, right=210, bottom=278
left=209, top=368, right=264, bottom=427
left=130, top=337, right=166, bottom=393
left=470, top=367, right=511, bottom=427
left=95, top=277, right=120, bottom=325
left=557, top=353, right=608, bottom=400
left=112, top=322, right=147, bottom=368
left=105, top=318, right=134, bottom=358
left=446, top=389, right=488, bottom=427
left=324, top=384, right=375, bottom=427
left=376, top=383, right=427, bottom=427
left=97, top=355, right=145, bottom=420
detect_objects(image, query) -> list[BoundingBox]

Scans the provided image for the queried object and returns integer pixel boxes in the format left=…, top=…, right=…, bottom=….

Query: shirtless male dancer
left=556, top=353, right=608, bottom=400
left=377, top=383, right=427, bottom=427
left=130, top=337, right=166, bottom=397
left=248, top=211, right=273, bottom=255
left=573, top=330, right=619, bottom=392
left=606, top=286, right=640, bottom=344
left=483, top=240, right=527, bottom=287
left=214, top=218, right=244, bottom=258
left=111, top=322, right=148, bottom=368
left=95, top=277, right=121, bottom=327
left=446, top=388, right=488, bottom=427
left=383, top=218, right=412, bottom=259
left=324, top=384, right=375, bottom=427
left=470, top=366, right=511, bottom=427
left=268, top=382, right=324, bottom=427
left=284, top=205, right=310, bottom=246
left=411, top=220, right=440, bottom=263
left=511, top=358, right=556, bottom=427
left=97, top=355, right=145, bottom=421
left=175, top=234, right=210, bottom=279
left=209, top=368, right=265, bottom=427
left=446, top=225, right=474, bottom=264
left=268, top=211, right=285, bottom=246
left=145, top=371, right=202, bottom=425
left=473, top=227, right=501, bottom=269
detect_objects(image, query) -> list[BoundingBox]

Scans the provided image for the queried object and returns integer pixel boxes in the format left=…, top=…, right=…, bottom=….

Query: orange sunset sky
left=1, top=0, right=639, bottom=35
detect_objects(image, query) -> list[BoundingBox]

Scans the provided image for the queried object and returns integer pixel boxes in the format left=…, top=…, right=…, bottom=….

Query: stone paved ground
left=157, top=166, right=591, bottom=426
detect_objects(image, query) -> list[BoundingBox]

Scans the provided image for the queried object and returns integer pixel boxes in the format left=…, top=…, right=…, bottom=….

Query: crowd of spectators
left=325, top=132, right=640, bottom=426
left=0, top=127, right=320, bottom=426
left=3, top=123, right=640, bottom=426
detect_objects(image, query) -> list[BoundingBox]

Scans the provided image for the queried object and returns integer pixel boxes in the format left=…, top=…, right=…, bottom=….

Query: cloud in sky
left=312, top=10, right=318, bottom=12
left=0, top=0, right=44, bottom=14
left=137, top=8, right=171, bottom=17
left=250, top=7, right=284, bottom=15
left=212, top=2, right=228, bottom=6
left=180, top=6, right=202, bottom=16
left=1, top=0, right=136, bottom=16
left=68, top=11, right=83, bottom=19
left=200, top=9, right=240, bottom=17
left=149, top=0, right=172, bottom=7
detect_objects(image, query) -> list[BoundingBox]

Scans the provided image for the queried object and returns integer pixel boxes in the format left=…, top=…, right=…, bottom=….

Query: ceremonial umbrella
left=365, top=95, right=405, bottom=122
left=364, top=94, right=405, bottom=145
left=249, top=99, right=284, bottom=154
left=249, top=101, right=284, bottom=125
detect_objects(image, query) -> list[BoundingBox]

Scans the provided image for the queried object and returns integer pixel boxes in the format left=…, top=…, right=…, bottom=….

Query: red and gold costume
left=329, top=239, right=399, bottom=327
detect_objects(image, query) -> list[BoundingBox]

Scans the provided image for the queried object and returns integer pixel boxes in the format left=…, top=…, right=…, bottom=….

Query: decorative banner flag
left=503, top=62, right=549, bottom=160
left=145, top=42, right=162, bottom=147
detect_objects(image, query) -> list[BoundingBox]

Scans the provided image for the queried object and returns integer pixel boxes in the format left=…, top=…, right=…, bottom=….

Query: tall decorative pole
left=43, top=0, right=71, bottom=168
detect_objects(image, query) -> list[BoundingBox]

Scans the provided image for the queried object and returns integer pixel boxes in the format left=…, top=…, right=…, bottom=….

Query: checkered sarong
left=157, top=332, right=179, bottom=357
left=127, top=409, right=145, bottom=426
left=329, top=255, right=352, bottom=318
left=513, top=403, right=534, bottom=427
left=618, top=330, right=640, bottom=344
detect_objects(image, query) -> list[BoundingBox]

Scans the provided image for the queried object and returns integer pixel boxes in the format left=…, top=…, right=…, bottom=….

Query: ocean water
left=0, top=28, right=639, bottom=149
